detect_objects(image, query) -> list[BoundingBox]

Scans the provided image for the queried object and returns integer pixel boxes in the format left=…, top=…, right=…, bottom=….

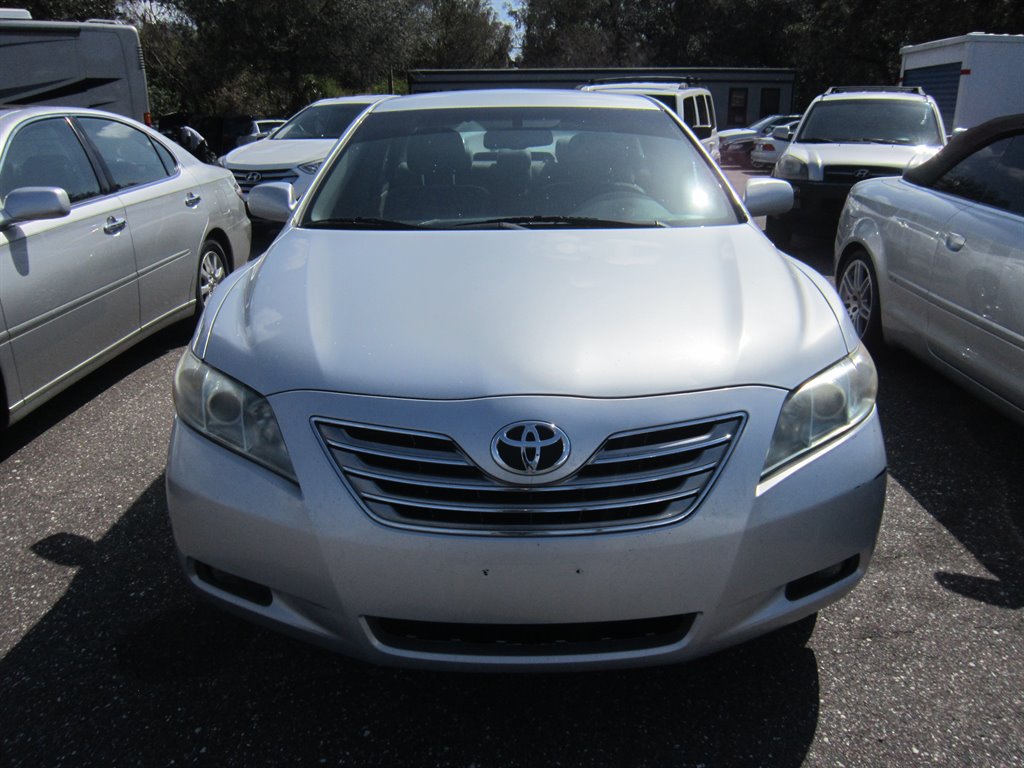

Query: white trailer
left=901, top=33, right=1024, bottom=131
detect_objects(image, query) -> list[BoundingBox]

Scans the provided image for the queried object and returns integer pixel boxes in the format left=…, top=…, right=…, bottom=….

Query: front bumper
left=166, top=386, right=886, bottom=670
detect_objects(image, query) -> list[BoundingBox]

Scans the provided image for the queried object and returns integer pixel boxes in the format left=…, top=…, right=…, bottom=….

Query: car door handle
left=185, top=192, right=202, bottom=208
left=945, top=232, right=966, bottom=252
left=103, top=216, right=127, bottom=235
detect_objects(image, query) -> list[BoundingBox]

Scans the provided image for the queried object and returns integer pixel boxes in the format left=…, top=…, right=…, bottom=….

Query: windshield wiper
left=451, top=215, right=669, bottom=229
left=303, top=217, right=423, bottom=230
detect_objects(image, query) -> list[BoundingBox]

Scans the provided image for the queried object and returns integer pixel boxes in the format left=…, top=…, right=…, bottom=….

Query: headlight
left=173, top=350, right=297, bottom=482
left=774, top=155, right=808, bottom=180
left=762, top=346, right=877, bottom=477
left=298, top=161, right=322, bottom=175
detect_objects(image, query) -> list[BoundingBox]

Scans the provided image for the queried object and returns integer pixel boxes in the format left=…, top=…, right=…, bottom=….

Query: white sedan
left=835, top=113, right=1024, bottom=423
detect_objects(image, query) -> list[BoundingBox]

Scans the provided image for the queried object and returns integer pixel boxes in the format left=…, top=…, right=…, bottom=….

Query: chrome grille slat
left=232, top=167, right=300, bottom=192
left=589, top=433, right=731, bottom=465
left=328, top=441, right=470, bottom=467
left=361, top=487, right=701, bottom=515
left=314, top=414, right=744, bottom=535
left=342, top=460, right=718, bottom=493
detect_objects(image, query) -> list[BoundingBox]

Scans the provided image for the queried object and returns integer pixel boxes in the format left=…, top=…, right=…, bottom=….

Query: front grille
left=231, top=167, right=299, bottom=193
left=315, top=414, right=744, bottom=535
left=367, top=614, right=697, bottom=656
left=822, top=165, right=902, bottom=183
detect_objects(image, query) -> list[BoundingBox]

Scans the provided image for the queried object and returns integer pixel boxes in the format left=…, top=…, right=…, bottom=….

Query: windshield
left=303, top=106, right=740, bottom=229
left=273, top=103, right=369, bottom=141
left=747, top=115, right=780, bottom=132
left=796, top=99, right=942, bottom=146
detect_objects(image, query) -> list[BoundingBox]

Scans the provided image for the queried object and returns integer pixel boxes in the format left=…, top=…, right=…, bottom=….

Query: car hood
left=202, top=225, right=849, bottom=398
left=223, top=138, right=336, bottom=168
left=789, top=142, right=942, bottom=174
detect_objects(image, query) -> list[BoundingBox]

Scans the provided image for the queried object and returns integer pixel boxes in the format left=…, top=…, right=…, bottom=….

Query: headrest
left=407, top=129, right=470, bottom=178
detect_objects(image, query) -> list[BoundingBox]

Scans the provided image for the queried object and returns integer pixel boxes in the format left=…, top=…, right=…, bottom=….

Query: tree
left=16, top=0, right=118, bottom=20
left=416, top=0, right=513, bottom=68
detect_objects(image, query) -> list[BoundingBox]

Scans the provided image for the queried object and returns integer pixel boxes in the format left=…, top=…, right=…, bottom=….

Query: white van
left=580, top=81, right=720, bottom=160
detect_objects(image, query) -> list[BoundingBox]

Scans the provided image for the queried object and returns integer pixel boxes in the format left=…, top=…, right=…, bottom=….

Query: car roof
left=308, top=95, right=393, bottom=107
left=0, top=104, right=146, bottom=131
left=583, top=81, right=707, bottom=94
left=371, top=88, right=665, bottom=113
left=815, top=89, right=932, bottom=103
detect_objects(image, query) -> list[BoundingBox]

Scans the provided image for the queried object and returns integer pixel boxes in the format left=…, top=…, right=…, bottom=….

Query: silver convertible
left=167, top=90, right=886, bottom=670
left=0, top=107, right=250, bottom=428
left=835, top=113, right=1024, bottom=424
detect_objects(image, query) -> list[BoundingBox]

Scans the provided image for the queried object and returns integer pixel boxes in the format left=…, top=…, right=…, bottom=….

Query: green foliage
left=17, top=0, right=118, bottom=20
left=121, top=0, right=513, bottom=118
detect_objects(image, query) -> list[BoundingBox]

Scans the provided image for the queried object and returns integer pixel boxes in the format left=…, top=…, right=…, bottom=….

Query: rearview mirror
left=247, top=182, right=297, bottom=223
left=772, top=126, right=792, bottom=142
left=744, top=178, right=793, bottom=218
left=0, top=186, right=70, bottom=229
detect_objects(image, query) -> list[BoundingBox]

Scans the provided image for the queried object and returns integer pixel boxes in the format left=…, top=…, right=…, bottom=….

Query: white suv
left=220, top=95, right=390, bottom=205
left=767, top=86, right=946, bottom=246
left=580, top=81, right=720, bottom=161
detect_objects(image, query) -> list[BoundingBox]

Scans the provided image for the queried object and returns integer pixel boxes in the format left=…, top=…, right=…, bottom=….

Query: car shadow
left=875, top=349, right=1024, bottom=609
left=1, top=473, right=821, bottom=767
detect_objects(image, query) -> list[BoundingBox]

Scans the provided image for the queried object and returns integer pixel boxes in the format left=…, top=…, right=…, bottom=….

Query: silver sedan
left=0, top=107, right=250, bottom=428
left=167, top=89, right=886, bottom=670
left=835, top=113, right=1024, bottom=424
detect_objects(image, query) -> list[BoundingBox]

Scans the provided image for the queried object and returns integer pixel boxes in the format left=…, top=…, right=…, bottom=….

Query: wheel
left=764, top=214, right=792, bottom=248
left=197, top=239, right=230, bottom=311
left=837, top=250, right=882, bottom=347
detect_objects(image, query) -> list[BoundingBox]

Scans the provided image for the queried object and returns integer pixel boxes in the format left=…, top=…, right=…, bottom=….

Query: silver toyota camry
left=166, top=90, right=886, bottom=671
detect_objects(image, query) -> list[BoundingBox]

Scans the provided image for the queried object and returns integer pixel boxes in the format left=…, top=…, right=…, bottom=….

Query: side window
left=152, top=139, right=179, bottom=176
left=984, top=135, right=1023, bottom=216
left=0, top=118, right=102, bottom=205
left=932, top=137, right=1014, bottom=211
left=695, top=95, right=709, bottom=127
left=77, top=117, right=170, bottom=190
left=704, top=95, right=717, bottom=130
left=682, top=97, right=698, bottom=127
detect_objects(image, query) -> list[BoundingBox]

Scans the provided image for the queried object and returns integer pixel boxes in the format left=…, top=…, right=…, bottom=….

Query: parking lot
left=1, top=168, right=1022, bottom=767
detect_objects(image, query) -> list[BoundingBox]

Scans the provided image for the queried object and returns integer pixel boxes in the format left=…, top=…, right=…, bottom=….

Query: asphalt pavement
left=1, top=172, right=1021, bottom=767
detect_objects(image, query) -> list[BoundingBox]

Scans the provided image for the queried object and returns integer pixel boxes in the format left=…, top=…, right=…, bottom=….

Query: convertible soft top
left=903, top=112, right=1024, bottom=187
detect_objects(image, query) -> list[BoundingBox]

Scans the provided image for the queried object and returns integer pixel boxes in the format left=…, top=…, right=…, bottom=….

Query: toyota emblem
left=245, top=171, right=263, bottom=183
left=491, top=421, right=570, bottom=475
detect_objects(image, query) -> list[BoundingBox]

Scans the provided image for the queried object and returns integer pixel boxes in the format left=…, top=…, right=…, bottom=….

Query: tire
left=764, top=213, right=792, bottom=249
left=837, top=250, right=882, bottom=348
left=196, top=239, right=230, bottom=312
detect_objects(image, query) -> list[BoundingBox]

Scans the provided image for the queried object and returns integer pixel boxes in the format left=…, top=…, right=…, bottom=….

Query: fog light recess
left=785, top=555, right=859, bottom=601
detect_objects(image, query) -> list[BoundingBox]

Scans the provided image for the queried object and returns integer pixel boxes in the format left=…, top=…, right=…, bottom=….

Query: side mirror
left=744, top=178, right=793, bottom=218
left=247, top=182, right=296, bottom=223
left=772, top=126, right=792, bottom=142
left=0, top=186, right=71, bottom=229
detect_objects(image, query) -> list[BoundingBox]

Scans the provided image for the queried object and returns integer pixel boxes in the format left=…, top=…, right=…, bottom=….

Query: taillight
left=144, top=111, right=152, bottom=126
